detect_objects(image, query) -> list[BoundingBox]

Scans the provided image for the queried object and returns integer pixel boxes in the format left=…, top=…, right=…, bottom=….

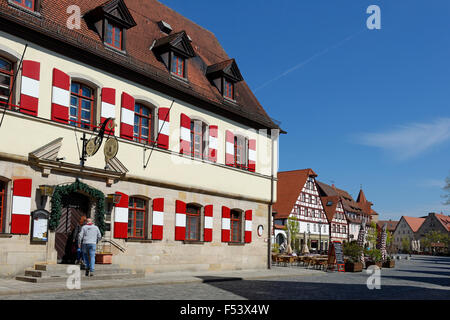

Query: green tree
left=284, top=216, right=300, bottom=250
left=366, top=221, right=378, bottom=249
left=422, top=230, right=449, bottom=252
left=401, top=237, right=411, bottom=253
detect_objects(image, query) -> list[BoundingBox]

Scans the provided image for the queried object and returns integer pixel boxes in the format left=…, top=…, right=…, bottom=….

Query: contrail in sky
left=254, top=29, right=367, bottom=92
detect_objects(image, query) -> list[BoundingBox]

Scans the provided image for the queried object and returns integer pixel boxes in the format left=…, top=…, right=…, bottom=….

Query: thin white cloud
left=356, top=118, right=450, bottom=160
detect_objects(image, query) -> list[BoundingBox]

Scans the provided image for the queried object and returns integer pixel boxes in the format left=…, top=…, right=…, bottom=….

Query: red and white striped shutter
left=244, top=210, right=252, bottom=243
left=152, top=198, right=164, bottom=240
left=248, top=139, right=256, bottom=172
left=225, top=130, right=234, bottom=166
left=120, top=92, right=134, bottom=140
left=204, top=205, right=213, bottom=242
left=101, top=88, right=116, bottom=134
left=221, top=206, right=231, bottom=242
left=175, top=200, right=186, bottom=241
left=51, top=68, right=70, bottom=124
left=180, top=113, right=191, bottom=155
left=113, top=192, right=128, bottom=239
left=20, top=60, right=40, bottom=116
left=208, top=125, right=218, bottom=162
left=157, top=107, right=170, bottom=149
left=11, top=179, right=32, bottom=234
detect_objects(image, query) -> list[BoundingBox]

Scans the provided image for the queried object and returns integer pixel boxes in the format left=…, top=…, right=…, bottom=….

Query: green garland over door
left=49, top=180, right=106, bottom=235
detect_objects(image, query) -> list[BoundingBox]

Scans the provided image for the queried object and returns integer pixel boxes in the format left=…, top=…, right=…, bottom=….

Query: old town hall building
left=0, top=0, right=280, bottom=277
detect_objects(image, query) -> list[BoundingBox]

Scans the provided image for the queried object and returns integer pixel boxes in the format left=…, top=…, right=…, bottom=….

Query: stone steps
left=16, top=263, right=144, bottom=283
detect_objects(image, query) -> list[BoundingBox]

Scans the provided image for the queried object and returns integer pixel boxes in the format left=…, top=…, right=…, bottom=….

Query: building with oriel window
left=0, top=0, right=281, bottom=277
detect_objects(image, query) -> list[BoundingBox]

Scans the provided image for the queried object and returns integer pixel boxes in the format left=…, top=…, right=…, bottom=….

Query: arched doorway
left=276, top=233, right=285, bottom=246
left=55, top=192, right=90, bottom=263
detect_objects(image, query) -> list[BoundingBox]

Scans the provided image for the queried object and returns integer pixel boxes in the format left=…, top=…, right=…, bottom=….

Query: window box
left=228, top=242, right=245, bottom=246
left=183, top=240, right=204, bottom=245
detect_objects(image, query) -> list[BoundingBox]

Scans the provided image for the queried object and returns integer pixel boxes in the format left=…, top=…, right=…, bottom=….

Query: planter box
left=345, top=262, right=363, bottom=272
left=366, top=261, right=382, bottom=269
left=95, top=253, right=112, bottom=264
left=383, top=260, right=395, bottom=268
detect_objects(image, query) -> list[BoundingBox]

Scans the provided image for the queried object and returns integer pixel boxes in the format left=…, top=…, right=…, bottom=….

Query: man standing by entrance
left=78, top=218, right=102, bottom=276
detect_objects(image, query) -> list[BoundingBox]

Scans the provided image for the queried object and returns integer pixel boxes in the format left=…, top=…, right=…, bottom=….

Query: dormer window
left=12, top=0, right=34, bottom=10
left=206, top=59, right=243, bottom=101
left=84, top=0, right=136, bottom=53
left=224, top=78, right=234, bottom=100
left=152, top=31, right=195, bottom=80
left=105, top=21, right=123, bottom=50
left=171, top=53, right=185, bottom=78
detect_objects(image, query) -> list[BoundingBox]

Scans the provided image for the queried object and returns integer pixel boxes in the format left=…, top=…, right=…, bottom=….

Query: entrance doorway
left=55, top=192, right=90, bottom=263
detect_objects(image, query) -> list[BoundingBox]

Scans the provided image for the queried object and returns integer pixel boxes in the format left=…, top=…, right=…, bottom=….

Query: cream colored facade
left=0, top=31, right=279, bottom=277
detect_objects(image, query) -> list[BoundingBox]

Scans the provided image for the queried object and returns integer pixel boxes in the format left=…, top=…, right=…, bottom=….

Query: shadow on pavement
left=203, top=279, right=450, bottom=300
left=196, top=276, right=243, bottom=283
left=395, top=269, right=450, bottom=278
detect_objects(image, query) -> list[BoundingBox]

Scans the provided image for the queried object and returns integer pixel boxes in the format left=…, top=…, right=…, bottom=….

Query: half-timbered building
left=273, top=169, right=329, bottom=253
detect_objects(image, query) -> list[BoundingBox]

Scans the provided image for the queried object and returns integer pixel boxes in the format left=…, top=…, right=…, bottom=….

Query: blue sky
left=162, top=0, right=450, bottom=220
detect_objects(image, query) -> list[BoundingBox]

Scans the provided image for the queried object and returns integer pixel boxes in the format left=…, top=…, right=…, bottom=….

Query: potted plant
left=343, top=241, right=363, bottom=272
left=382, top=256, right=395, bottom=268
left=365, top=248, right=382, bottom=268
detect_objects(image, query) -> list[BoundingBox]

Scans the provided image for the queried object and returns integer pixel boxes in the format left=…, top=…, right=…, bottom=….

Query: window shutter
left=175, top=200, right=186, bottom=240
left=20, top=60, right=40, bottom=116
left=113, top=192, right=128, bottom=239
left=225, top=130, right=234, bottom=166
left=204, top=205, right=213, bottom=242
left=51, top=68, right=70, bottom=124
left=10, top=179, right=32, bottom=234
left=180, top=113, right=191, bottom=155
left=101, top=88, right=116, bottom=134
left=221, top=206, right=231, bottom=242
left=208, top=125, right=218, bottom=162
left=245, top=210, right=252, bottom=243
left=120, top=92, right=134, bottom=140
left=152, top=198, right=164, bottom=240
left=248, top=139, right=256, bottom=172
left=157, top=107, right=170, bottom=149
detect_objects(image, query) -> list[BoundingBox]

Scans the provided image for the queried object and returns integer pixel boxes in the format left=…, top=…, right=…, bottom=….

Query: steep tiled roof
left=0, top=0, right=279, bottom=130
left=435, top=213, right=450, bottom=232
left=402, top=216, right=425, bottom=233
left=273, top=169, right=317, bottom=219
left=377, top=220, right=398, bottom=232
left=320, top=195, right=340, bottom=223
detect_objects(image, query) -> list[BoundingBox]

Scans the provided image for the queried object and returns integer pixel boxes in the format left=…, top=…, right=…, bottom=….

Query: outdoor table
left=278, top=255, right=296, bottom=267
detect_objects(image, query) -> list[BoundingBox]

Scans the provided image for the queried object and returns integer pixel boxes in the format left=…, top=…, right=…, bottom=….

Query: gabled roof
left=273, top=169, right=317, bottom=219
left=377, top=220, right=398, bottom=232
left=84, top=0, right=137, bottom=29
left=206, top=59, right=243, bottom=82
left=153, top=31, right=196, bottom=57
left=434, top=213, right=450, bottom=232
left=402, top=216, right=425, bottom=233
left=316, top=180, right=338, bottom=197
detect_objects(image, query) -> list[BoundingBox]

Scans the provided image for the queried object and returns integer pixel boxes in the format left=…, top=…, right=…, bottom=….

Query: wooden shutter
left=157, top=107, right=170, bottom=149
left=152, top=198, right=164, bottom=240
left=248, top=139, right=256, bottom=172
left=51, top=68, right=70, bottom=124
left=120, top=92, right=135, bottom=140
left=208, top=125, right=218, bottom=162
left=225, top=130, right=234, bottom=166
left=204, top=205, right=213, bottom=242
left=180, top=113, right=191, bottom=155
left=101, top=88, right=115, bottom=134
left=20, top=60, right=40, bottom=116
left=175, top=200, right=186, bottom=240
left=10, top=179, right=32, bottom=234
left=113, top=192, right=128, bottom=239
left=245, top=210, right=252, bottom=243
left=221, top=206, right=231, bottom=242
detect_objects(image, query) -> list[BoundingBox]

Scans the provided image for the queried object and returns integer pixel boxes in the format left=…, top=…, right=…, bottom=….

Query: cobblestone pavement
left=2, top=255, right=449, bottom=300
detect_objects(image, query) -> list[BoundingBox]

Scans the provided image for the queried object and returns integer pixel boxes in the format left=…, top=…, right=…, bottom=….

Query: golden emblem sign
left=104, top=137, right=118, bottom=161
left=86, top=138, right=101, bottom=157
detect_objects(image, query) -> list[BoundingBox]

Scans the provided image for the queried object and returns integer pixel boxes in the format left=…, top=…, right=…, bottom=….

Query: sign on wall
left=31, top=209, right=49, bottom=242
